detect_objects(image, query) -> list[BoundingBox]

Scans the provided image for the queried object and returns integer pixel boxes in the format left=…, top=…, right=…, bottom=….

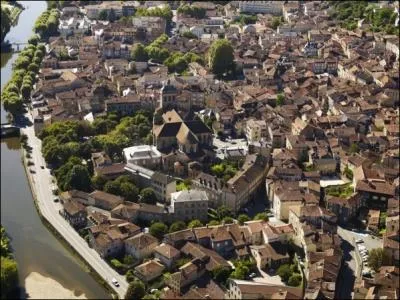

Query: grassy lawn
left=176, top=181, right=190, bottom=191
left=325, top=183, right=354, bottom=198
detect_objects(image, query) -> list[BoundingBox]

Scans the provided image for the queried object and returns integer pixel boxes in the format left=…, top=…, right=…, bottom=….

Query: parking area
left=253, top=268, right=284, bottom=286
left=213, top=137, right=248, bottom=159
left=350, top=228, right=383, bottom=276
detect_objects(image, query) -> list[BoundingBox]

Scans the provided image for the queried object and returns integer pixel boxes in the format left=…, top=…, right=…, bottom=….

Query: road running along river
left=1, top=2, right=110, bottom=299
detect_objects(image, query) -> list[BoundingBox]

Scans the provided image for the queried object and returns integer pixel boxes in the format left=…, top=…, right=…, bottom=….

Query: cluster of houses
left=29, top=0, right=400, bottom=299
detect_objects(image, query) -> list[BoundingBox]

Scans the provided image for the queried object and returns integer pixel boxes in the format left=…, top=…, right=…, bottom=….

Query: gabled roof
left=125, top=233, right=158, bottom=250
left=154, top=243, right=180, bottom=259
left=156, top=122, right=182, bottom=138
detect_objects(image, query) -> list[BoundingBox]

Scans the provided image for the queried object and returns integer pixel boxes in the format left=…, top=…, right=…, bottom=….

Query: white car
left=358, top=245, right=366, bottom=251
left=111, top=278, right=119, bottom=287
left=362, top=257, right=368, bottom=262
left=249, top=273, right=257, bottom=278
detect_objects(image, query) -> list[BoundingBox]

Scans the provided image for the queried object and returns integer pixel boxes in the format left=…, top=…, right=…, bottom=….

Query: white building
left=123, top=145, right=162, bottom=168
left=58, top=16, right=91, bottom=37
left=238, top=1, right=283, bottom=15
left=169, top=190, right=209, bottom=222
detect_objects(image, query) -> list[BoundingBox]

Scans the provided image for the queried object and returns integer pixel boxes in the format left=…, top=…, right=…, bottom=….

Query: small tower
left=160, top=79, right=177, bottom=110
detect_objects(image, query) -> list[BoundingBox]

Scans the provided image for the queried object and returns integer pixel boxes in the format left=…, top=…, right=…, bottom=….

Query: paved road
left=335, top=225, right=384, bottom=299
left=254, top=268, right=284, bottom=286
left=22, top=116, right=128, bottom=299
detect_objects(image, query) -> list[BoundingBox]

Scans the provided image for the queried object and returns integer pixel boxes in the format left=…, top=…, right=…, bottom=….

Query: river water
left=1, top=2, right=109, bottom=299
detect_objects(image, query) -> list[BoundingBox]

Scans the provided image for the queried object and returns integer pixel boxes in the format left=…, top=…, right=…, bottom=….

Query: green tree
left=368, top=248, right=388, bottom=272
left=237, top=214, right=250, bottom=225
left=123, top=255, right=134, bottom=265
left=208, top=39, right=234, bottom=77
left=131, top=43, right=148, bottom=62
left=103, top=180, right=120, bottom=194
left=212, top=266, right=232, bottom=284
left=271, top=16, right=283, bottom=29
left=98, top=9, right=108, bottom=20
left=207, top=220, right=220, bottom=226
left=1, top=7, right=11, bottom=42
left=126, top=269, right=136, bottom=283
left=254, top=212, right=269, bottom=222
left=64, top=165, right=92, bottom=192
left=276, top=93, right=285, bottom=106
left=120, top=182, right=139, bottom=202
left=20, top=83, right=32, bottom=100
left=288, top=273, right=302, bottom=286
left=182, top=31, right=197, bottom=39
left=177, top=4, right=206, bottom=19
left=28, top=35, right=40, bottom=46
left=92, top=175, right=107, bottom=191
left=139, top=188, right=157, bottom=204
left=169, top=221, right=186, bottom=233
left=1, top=256, right=18, bottom=299
left=188, top=219, right=203, bottom=228
left=230, top=265, right=249, bottom=280
left=277, top=264, right=291, bottom=282
left=125, top=279, right=146, bottom=300
left=222, top=216, right=234, bottom=224
left=149, top=222, right=168, bottom=240
left=349, top=143, right=359, bottom=154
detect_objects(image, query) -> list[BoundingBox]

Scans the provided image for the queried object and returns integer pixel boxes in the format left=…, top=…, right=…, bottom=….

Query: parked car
left=111, top=278, right=119, bottom=287
left=355, top=239, right=364, bottom=244
left=30, top=169, right=35, bottom=174
left=53, top=198, right=59, bottom=203
left=41, top=166, right=44, bottom=169
left=249, top=273, right=257, bottom=278
left=362, top=270, right=371, bottom=277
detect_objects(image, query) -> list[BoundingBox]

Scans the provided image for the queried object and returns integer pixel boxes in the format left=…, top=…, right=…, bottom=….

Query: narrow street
left=21, top=114, right=128, bottom=299
left=335, top=225, right=384, bottom=299
left=335, top=228, right=357, bottom=300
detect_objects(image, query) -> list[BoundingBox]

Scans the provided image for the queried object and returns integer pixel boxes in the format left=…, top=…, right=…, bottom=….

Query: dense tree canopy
left=212, top=266, right=232, bottom=284
left=207, top=39, right=234, bottom=77
left=135, top=5, right=173, bottom=25
left=149, top=222, right=168, bottom=240
left=125, top=279, right=146, bottom=300
left=103, top=176, right=139, bottom=202
left=34, top=8, right=60, bottom=37
left=2, top=34, right=46, bottom=115
left=368, top=248, right=388, bottom=272
left=139, top=187, right=157, bottom=205
left=188, top=219, right=203, bottom=228
left=169, top=221, right=186, bottom=233
left=1, top=257, right=18, bottom=299
left=210, top=160, right=238, bottom=182
left=1, top=226, right=18, bottom=299
left=1, top=7, right=12, bottom=42
left=237, top=214, right=250, bottom=225
left=130, top=43, right=148, bottom=62
left=177, top=4, right=206, bottom=19
left=254, top=212, right=269, bottom=222
left=330, top=1, right=399, bottom=34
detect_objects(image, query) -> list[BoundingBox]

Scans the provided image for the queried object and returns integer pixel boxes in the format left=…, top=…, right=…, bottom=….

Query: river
left=1, top=2, right=110, bottom=299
